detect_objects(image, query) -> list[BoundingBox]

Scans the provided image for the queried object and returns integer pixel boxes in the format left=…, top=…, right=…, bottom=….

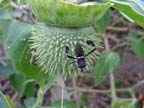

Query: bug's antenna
left=64, top=45, right=76, bottom=59
left=85, top=40, right=97, bottom=57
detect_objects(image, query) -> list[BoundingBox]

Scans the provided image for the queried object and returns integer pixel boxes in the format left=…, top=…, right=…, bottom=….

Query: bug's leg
left=80, top=68, right=84, bottom=73
left=65, top=45, right=76, bottom=59
left=84, top=48, right=97, bottom=57
left=78, top=68, right=85, bottom=85
left=67, top=55, right=76, bottom=59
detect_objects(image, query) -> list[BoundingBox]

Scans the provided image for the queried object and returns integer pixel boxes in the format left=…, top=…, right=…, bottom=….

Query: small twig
left=11, top=1, right=19, bottom=9
left=117, top=98, right=134, bottom=101
left=129, top=89, right=136, bottom=99
left=53, top=83, right=130, bottom=94
left=131, top=80, right=144, bottom=91
left=55, top=80, right=144, bottom=94
left=72, top=78, right=80, bottom=108
left=108, top=35, right=120, bottom=43
left=104, top=34, right=117, bottom=103
left=111, top=17, right=125, bottom=26
left=107, top=26, right=128, bottom=32
left=61, top=79, right=64, bottom=108
left=0, top=57, right=8, bottom=66
left=0, top=57, right=7, bottom=61
left=11, top=93, right=18, bottom=101
left=111, top=41, right=130, bottom=51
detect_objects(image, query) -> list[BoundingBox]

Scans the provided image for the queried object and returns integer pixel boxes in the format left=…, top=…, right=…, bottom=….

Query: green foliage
left=0, top=91, right=11, bottom=108
left=115, top=78, right=124, bottom=88
left=0, top=25, right=2, bottom=44
left=110, top=0, right=144, bottom=28
left=80, top=93, right=89, bottom=105
left=17, top=0, right=27, bottom=4
left=131, top=38, right=144, bottom=59
left=29, top=0, right=112, bottom=28
left=96, top=9, right=111, bottom=33
left=9, top=73, right=33, bottom=97
left=2, top=20, right=45, bottom=85
left=94, top=51, right=120, bottom=84
left=0, top=65, right=15, bottom=80
left=1, top=0, right=144, bottom=108
left=5, top=96, right=16, bottom=108
left=0, top=35, right=2, bottom=44
left=0, top=11, right=22, bottom=21
left=0, top=0, right=11, bottom=10
left=24, top=82, right=35, bottom=97
left=2, top=20, right=57, bottom=107
left=112, top=100, right=135, bottom=108
left=51, top=99, right=77, bottom=108
left=24, top=97, right=37, bottom=108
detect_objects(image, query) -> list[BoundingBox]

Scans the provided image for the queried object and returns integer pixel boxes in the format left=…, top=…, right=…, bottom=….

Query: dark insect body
left=75, top=42, right=86, bottom=72
left=65, top=40, right=96, bottom=72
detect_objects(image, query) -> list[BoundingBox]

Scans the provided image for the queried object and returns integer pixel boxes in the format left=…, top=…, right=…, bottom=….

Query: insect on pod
left=65, top=40, right=96, bottom=72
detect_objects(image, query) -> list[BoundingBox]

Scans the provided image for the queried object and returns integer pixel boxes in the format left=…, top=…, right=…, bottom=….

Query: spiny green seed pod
left=28, top=0, right=113, bottom=28
left=29, top=23, right=102, bottom=77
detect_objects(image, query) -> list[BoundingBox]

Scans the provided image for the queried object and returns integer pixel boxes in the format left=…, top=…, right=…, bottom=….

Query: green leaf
left=0, top=65, right=15, bottom=80
left=5, top=96, right=16, bottom=108
left=24, top=82, right=35, bottom=97
left=96, top=9, right=111, bottom=33
left=2, top=20, right=45, bottom=85
left=0, top=24, right=2, bottom=44
left=1, top=21, right=57, bottom=106
left=0, top=0, right=11, bottom=10
left=9, top=73, right=30, bottom=97
left=33, top=75, right=57, bottom=107
left=0, top=11, right=22, bottom=20
left=94, top=51, right=120, bottom=84
left=0, top=91, right=10, bottom=108
left=17, top=0, right=27, bottom=4
left=131, top=38, right=144, bottom=59
left=29, top=0, right=112, bottom=28
left=51, top=99, right=77, bottom=108
left=110, top=0, right=144, bottom=28
left=80, top=94, right=89, bottom=105
left=112, top=100, right=135, bottom=108
left=0, top=35, right=2, bottom=44
left=115, top=78, right=124, bottom=88
left=24, top=97, right=37, bottom=108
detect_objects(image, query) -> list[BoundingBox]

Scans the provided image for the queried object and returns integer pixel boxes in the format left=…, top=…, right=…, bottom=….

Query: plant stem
left=107, top=26, right=128, bottom=32
left=32, top=88, right=44, bottom=108
left=61, top=79, right=64, bottom=108
left=104, top=34, right=117, bottom=103
left=53, top=84, right=132, bottom=94
left=72, top=78, right=80, bottom=108
left=0, top=57, right=7, bottom=61
left=110, top=74, right=117, bottom=102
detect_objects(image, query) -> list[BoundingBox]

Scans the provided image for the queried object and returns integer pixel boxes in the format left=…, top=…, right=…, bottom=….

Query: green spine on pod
left=28, top=0, right=112, bottom=28
left=29, top=23, right=102, bottom=77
